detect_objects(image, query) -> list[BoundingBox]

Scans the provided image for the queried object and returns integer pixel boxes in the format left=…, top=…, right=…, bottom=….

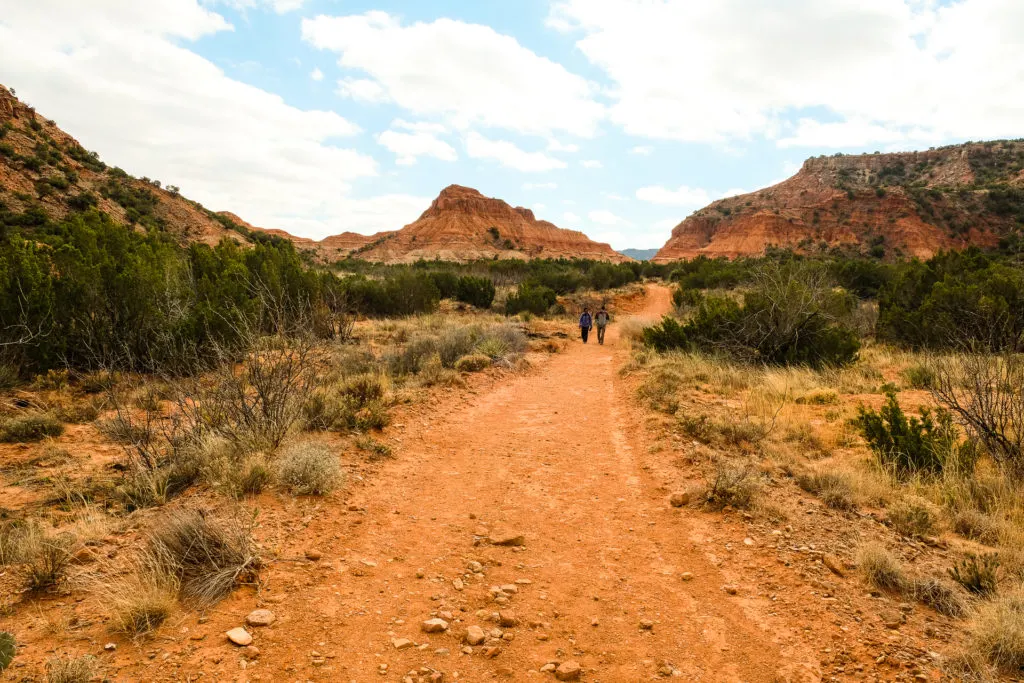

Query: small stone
left=489, top=531, right=526, bottom=547
left=467, top=561, right=484, bottom=573
left=226, top=628, right=253, bottom=646
left=680, top=572, right=694, bottom=581
left=555, top=661, right=582, bottom=681
left=241, top=646, right=260, bottom=660
left=103, top=643, right=117, bottom=652
left=245, top=609, right=276, bottom=627
left=722, top=585, right=739, bottom=595
left=465, top=625, right=486, bottom=645
left=823, top=554, right=845, bottom=578
left=639, top=619, right=654, bottom=630
left=669, top=492, right=689, bottom=508
left=743, top=537, right=755, bottom=546
left=453, top=578, right=465, bottom=591
left=500, top=584, right=518, bottom=594
left=422, top=618, right=449, bottom=634
left=498, top=611, right=518, bottom=628
left=482, top=646, right=501, bottom=658
left=540, top=663, right=557, bottom=673
left=393, top=638, right=415, bottom=650
left=304, top=549, right=322, bottom=561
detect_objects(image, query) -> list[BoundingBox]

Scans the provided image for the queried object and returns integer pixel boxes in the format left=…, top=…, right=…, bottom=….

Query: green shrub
left=276, top=441, right=342, bottom=495
left=456, top=275, right=495, bottom=308
left=886, top=499, right=938, bottom=537
left=0, top=631, right=14, bottom=672
left=902, top=364, right=936, bottom=389
left=0, top=413, right=64, bottom=443
left=950, top=553, right=1000, bottom=596
left=645, top=263, right=860, bottom=368
left=856, top=391, right=957, bottom=478
left=505, top=283, right=556, bottom=316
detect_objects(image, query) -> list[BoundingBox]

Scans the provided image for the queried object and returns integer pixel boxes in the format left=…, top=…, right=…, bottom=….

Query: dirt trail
left=187, top=285, right=817, bottom=682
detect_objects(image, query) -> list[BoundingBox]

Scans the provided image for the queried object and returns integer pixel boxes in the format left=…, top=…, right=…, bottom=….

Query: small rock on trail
left=226, top=628, right=253, bottom=646
left=245, top=609, right=276, bottom=627
left=555, top=660, right=582, bottom=680
left=489, top=531, right=525, bottom=546
left=422, top=618, right=449, bottom=633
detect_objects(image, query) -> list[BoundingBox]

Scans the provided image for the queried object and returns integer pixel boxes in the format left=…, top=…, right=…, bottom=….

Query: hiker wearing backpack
left=579, top=308, right=593, bottom=344
left=595, top=306, right=610, bottom=345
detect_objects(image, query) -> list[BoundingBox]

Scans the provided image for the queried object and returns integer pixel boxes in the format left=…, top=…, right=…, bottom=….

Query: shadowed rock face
left=654, top=141, right=1024, bottom=262
left=351, top=185, right=631, bottom=264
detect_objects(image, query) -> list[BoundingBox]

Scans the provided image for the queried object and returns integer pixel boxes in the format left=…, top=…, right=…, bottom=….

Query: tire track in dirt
left=201, top=284, right=815, bottom=682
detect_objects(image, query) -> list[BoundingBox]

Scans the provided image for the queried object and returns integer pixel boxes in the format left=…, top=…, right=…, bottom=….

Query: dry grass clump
left=886, top=498, right=939, bottom=538
left=911, top=576, right=970, bottom=617
left=699, top=462, right=760, bottom=511
left=795, top=470, right=857, bottom=511
left=97, top=555, right=178, bottom=636
left=24, top=532, right=75, bottom=591
left=45, top=655, right=98, bottom=683
left=968, top=591, right=1024, bottom=673
left=276, top=441, right=343, bottom=495
left=949, top=553, right=1001, bottom=597
left=147, top=509, right=260, bottom=606
left=356, top=436, right=393, bottom=461
left=454, top=353, right=491, bottom=373
left=0, top=412, right=65, bottom=443
left=952, top=509, right=1002, bottom=545
left=856, top=543, right=908, bottom=592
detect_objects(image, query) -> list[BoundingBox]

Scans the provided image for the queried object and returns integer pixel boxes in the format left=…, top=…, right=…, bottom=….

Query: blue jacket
left=579, top=312, right=593, bottom=328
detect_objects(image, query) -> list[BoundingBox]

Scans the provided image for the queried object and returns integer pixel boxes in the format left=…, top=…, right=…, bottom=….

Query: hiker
left=579, top=307, right=593, bottom=344
left=595, top=306, right=610, bottom=345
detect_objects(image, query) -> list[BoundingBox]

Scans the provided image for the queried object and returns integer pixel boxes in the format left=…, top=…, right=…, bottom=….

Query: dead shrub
left=147, top=509, right=260, bottom=606
left=857, top=543, right=908, bottom=592
left=97, top=553, right=178, bottom=636
left=45, top=655, right=98, bottom=683
left=931, top=354, right=1024, bottom=480
left=276, top=441, right=342, bottom=495
left=700, top=462, right=760, bottom=510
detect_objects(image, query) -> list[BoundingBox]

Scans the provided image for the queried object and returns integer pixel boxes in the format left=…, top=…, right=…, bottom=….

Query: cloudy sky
left=1, top=0, right=1021, bottom=249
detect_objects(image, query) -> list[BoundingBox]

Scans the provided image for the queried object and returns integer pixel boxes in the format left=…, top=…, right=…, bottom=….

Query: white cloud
left=465, top=132, right=567, bottom=172
left=547, top=139, right=580, bottom=153
left=337, top=77, right=389, bottom=103
left=393, top=119, right=447, bottom=134
left=588, top=209, right=629, bottom=226
left=630, top=145, right=653, bottom=155
left=0, top=0, right=439, bottom=241
left=605, top=192, right=627, bottom=201
left=523, top=182, right=558, bottom=190
left=563, top=211, right=581, bottom=224
left=302, top=11, right=605, bottom=136
left=551, top=0, right=1024, bottom=145
left=377, top=129, right=457, bottom=166
left=581, top=159, right=603, bottom=168
left=636, top=185, right=712, bottom=207
left=778, top=118, right=939, bottom=148
left=310, top=67, right=323, bottom=81
left=534, top=202, right=547, bottom=211
left=204, top=0, right=306, bottom=14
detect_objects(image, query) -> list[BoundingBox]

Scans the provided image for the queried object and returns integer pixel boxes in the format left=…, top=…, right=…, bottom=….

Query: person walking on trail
left=595, top=306, right=610, bottom=345
left=579, top=308, right=593, bottom=344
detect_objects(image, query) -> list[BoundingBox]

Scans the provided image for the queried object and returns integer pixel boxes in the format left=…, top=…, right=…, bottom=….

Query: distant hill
left=654, top=141, right=1024, bottom=262
left=618, top=248, right=659, bottom=261
left=0, top=84, right=257, bottom=247
left=345, top=185, right=631, bottom=264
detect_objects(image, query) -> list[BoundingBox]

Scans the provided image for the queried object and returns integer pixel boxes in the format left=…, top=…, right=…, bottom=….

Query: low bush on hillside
left=856, top=391, right=958, bottom=478
left=276, top=441, right=342, bottom=495
left=645, top=262, right=860, bottom=367
left=505, top=283, right=557, bottom=315
left=0, top=413, right=64, bottom=443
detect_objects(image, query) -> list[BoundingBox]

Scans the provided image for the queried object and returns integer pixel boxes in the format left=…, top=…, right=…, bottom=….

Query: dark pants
left=581, top=326, right=590, bottom=343
left=597, top=325, right=606, bottom=344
